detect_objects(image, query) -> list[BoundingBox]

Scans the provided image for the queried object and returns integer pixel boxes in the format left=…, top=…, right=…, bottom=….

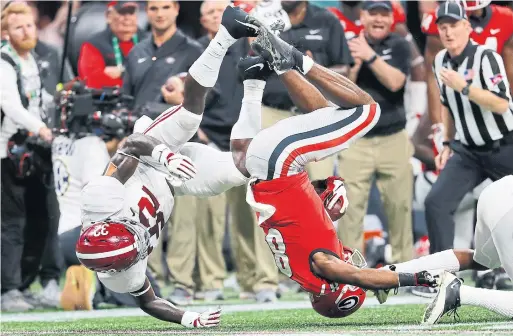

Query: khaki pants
left=195, top=193, right=227, bottom=291
left=261, top=106, right=334, bottom=181
left=149, top=193, right=228, bottom=292
left=337, top=130, right=414, bottom=263
left=227, top=185, right=278, bottom=292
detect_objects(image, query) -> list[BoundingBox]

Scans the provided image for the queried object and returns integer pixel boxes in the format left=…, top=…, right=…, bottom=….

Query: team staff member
left=78, top=1, right=144, bottom=89
left=422, top=0, right=513, bottom=151
left=122, top=0, right=202, bottom=114
left=338, top=0, right=414, bottom=263
left=329, top=0, right=427, bottom=135
left=426, top=2, right=513, bottom=254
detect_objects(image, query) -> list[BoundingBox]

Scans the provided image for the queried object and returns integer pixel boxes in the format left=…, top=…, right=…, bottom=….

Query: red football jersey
left=329, top=1, right=406, bottom=39
left=251, top=172, right=344, bottom=295
left=421, top=5, right=513, bottom=54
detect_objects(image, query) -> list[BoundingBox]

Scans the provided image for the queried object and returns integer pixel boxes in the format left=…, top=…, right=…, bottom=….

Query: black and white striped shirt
left=433, top=42, right=513, bottom=147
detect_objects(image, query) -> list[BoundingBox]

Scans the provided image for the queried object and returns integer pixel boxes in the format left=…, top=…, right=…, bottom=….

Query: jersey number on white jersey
left=138, top=186, right=165, bottom=255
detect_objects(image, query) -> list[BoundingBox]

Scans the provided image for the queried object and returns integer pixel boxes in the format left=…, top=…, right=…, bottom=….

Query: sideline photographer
left=0, top=3, right=58, bottom=312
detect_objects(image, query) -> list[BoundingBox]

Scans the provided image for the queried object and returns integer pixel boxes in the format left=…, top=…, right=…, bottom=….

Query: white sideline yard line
left=1, top=296, right=431, bottom=323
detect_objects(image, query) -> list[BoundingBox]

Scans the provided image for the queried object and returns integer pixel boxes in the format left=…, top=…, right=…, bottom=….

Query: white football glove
left=431, top=123, right=445, bottom=154
left=181, top=307, right=221, bottom=328
left=151, top=144, right=197, bottom=182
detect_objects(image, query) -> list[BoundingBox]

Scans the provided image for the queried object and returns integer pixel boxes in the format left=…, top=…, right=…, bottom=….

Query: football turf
left=2, top=305, right=512, bottom=336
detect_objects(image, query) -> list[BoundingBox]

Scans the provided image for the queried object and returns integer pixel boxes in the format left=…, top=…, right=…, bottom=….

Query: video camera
left=54, top=80, right=138, bottom=140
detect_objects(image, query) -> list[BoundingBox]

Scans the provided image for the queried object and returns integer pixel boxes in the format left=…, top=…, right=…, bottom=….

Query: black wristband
left=442, top=141, right=451, bottom=147
left=398, top=273, right=416, bottom=287
left=365, top=54, right=378, bottom=65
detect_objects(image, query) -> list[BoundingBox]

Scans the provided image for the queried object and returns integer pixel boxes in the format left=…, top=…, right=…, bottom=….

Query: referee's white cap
left=436, top=1, right=468, bottom=23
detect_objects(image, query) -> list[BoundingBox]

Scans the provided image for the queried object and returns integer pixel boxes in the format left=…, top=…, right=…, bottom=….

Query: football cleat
left=422, top=271, right=462, bottom=325
left=250, top=23, right=304, bottom=73
left=221, top=5, right=259, bottom=40
left=237, top=56, right=274, bottom=81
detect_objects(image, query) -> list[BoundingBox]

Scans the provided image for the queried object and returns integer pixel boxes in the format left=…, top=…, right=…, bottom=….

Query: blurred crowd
left=1, top=0, right=512, bottom=312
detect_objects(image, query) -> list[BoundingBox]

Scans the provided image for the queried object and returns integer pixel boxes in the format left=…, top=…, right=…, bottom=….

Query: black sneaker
left=237, top=56, right=273, bottom=81
left=422, top=271, right=462, bottom=325
left=221, top=5, right=259, bottom=40
left=250, top=24, right=305, bottom=73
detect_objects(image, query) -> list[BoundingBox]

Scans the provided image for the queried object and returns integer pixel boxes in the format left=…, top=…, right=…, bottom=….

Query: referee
left=425, top=2, right=513, bottom=254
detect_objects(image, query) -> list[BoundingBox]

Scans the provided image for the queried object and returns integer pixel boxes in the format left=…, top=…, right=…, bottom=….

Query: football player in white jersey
left=374, top=176, right=513, bottom=323
left=75, top=5, right=265, bottom=328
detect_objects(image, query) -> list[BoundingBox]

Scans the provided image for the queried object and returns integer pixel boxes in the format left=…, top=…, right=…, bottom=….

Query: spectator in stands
left=337, top=0, right=414, bottom=263
left=28, top=0, right=81, bottom=50
left=78, top=1, right=144, bottom=89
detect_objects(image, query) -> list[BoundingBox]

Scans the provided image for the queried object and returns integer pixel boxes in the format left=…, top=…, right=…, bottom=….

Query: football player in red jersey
left=329, top=1, right=427, bottom=131
left=422, top=0, right=513, bottom=151
left=229, top=19, right=438, bottom=316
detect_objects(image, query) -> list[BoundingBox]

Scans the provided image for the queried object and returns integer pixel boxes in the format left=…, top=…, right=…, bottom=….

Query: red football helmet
left=310, top=284, right=366, bottom=318
left=310, top=246, right=367, bottom=318
left=76, top=218, right=150, bottom=273
left=316, top=176, right=348, bottom=221
left=461, top=0, right=491, bottom=11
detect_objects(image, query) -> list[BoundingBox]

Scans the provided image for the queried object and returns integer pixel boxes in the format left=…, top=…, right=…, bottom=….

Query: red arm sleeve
left=78, top=42, right=123, bottom=89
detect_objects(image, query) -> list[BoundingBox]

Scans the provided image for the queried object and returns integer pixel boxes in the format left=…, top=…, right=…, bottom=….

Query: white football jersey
left=52, top=135, right=110, bottom=234
left=81, top=159, right=174, bottom=254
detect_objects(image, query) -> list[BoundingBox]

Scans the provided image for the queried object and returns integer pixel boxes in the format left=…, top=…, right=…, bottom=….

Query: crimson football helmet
left=76, top=218, right=150, bottom=273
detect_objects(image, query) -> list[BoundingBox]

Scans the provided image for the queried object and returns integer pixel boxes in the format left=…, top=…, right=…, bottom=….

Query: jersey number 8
left=265, top=228, right=293, bottom=278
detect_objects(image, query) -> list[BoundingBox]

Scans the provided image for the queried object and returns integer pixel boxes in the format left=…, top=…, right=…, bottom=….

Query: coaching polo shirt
left=263, top=3, right=354, bottom=111
left=356, top=33, right=410, bottom=137
left=122, top=30, right=203, bottom=108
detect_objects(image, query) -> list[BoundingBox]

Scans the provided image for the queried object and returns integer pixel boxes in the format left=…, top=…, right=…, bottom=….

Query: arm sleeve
left=480, top=50, right=511, bottom=100
left=174, top=143, right=248, bottom=197
left=0, top=60, right=46, bottom=133
left=389, top=38, right=411, bottom=75
left=327, top=15, right=354, bottom=67
left=78, top=42, right=121, bottom=89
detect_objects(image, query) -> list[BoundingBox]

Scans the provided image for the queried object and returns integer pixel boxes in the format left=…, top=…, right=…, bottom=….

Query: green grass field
left=2, top=304, right=512, bottom=336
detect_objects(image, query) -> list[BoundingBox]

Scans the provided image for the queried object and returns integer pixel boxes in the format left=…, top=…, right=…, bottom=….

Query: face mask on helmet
left=310, top=283, right=367, bottom=318
left=342, top=246, right=367, bottom=269
left=76, top=217, right=151, bottom=273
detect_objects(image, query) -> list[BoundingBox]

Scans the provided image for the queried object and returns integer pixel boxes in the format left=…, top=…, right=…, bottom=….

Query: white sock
left=393, top=250, right=460, bottom=273
left=460, top=285, right=513, bottom=318
left=189, top=25, right=236, bottom=88
left=230, top=80, right=265, bottom=140
left=301, top=55, right=314, bottom=75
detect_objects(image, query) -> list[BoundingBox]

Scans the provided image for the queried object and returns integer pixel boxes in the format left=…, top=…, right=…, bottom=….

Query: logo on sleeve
left=490, top=73, right=504, bottom=87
